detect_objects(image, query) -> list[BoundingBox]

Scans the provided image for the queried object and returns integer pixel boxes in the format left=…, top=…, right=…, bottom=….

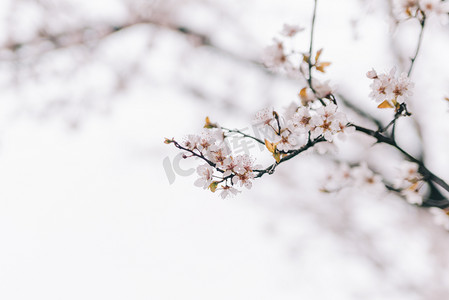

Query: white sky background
left=0, top=0, right=449, bottom=299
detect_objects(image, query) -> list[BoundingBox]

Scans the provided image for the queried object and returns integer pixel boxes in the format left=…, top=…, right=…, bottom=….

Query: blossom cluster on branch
left=367, top=67, right=414, bottom=109
left=165, top=0, right=449, bottom=224
left=165, top=125, right=262, bottom=199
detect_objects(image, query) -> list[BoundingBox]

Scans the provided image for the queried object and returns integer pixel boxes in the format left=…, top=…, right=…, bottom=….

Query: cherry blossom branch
left=165, top=2, right=449, bottom=212
left=205, top=122, right=326, bottom=179
left=222, top=120, right=449, bottom=207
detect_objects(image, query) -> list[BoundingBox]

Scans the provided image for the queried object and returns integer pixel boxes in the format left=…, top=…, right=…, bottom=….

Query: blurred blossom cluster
left=393, top=0, right=449, bottom=22
left=322, top=162, right=385, bottom=193
left=394, top=161, right=425, bottom=205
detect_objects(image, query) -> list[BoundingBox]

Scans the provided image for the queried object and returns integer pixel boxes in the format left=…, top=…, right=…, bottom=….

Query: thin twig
left=407, top=12, right=426, bottom=77
left=171, top=140, right=224, bottom=172
left=306, top=0, right=326, bottom=106
left=221, top=127, right=265, bottom=145
left=308, top=0, right=318, bottom=87
left=255, top=136, right=326, bottom=178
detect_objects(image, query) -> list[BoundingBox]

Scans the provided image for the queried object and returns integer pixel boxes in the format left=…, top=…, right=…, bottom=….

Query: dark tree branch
left=351, top=124, right=449, bottom=208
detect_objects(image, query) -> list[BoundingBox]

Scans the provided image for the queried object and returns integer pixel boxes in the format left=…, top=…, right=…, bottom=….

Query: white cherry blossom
left=253, top=107, right=275, bottom=126
left=402, top=189, right=423, bottom=205
left=280, top=24, right=304, bottom=37
left=310, top=103, right=339, bottom=141
left=394, top=161, right=421, bottom=189
left=312, top=79, right=333, bottom=99
left=219, top=185, right=240, bottom=199
left=197, top=131, right=217, bottom=152
left=208, top=146, right=230, bottom=167
left=366, top=68, right=378, bottom=79
left=222, top=156, right=238, bottom=177
left=391, top=72, right=414, bottom=103
left=419, top=0, right=449, bottom=23
left=290, top=107, right=312, bottom=133
left=351, top=162, right=385, bottom=190
left=262, top=39, right=289, bottom=69
left=274, top=130, right=298, bottom=152
left=429, top=207, right=449, bottom=230
left=194, top=164, right=214, bottom=189
left=231, top=154, right=260, bottom=189
left=183, top=134, right=200, bottom=150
